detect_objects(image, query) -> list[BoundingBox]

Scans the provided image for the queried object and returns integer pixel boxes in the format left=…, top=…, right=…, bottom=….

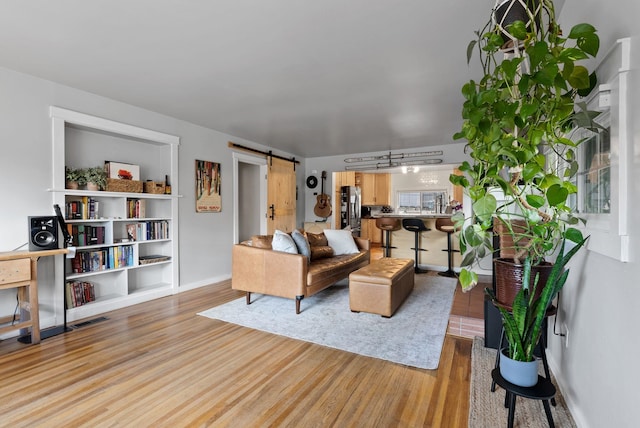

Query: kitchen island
left=374, top=214, right=461, bottom=273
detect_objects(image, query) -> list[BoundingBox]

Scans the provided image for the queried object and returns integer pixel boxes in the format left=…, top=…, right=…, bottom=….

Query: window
left=397, top=190, right=448, bottom=214
left=566, top=38, right=631, bottom=261
left=577, top=122, right=610, bottom=214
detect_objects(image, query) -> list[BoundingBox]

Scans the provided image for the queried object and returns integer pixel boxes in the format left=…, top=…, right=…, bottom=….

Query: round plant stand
left=491, top=368, right=556, bottom=428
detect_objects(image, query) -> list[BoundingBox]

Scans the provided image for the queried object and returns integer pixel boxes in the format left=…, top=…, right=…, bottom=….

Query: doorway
left=232, top=152, right=267, bottom=244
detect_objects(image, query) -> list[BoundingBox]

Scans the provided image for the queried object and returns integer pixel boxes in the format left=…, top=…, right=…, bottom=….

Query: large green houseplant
left=450, top=0, right=599, bottom=384
left=450, top=0, right=600, bottom=293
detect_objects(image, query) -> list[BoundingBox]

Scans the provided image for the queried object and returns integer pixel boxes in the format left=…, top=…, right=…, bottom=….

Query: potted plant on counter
left=450, top=0, right=599, bottom=299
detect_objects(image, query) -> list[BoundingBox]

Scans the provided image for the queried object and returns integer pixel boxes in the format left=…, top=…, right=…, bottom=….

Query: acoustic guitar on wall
left=314, top=171, right=332, bottom=218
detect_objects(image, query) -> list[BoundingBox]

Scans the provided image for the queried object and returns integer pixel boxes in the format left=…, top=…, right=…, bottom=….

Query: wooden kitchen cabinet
left=375, top=174, right=390, bottom=206
left=360, top=173, right=390, bottom=206
left=360, top=218, right=382, bottom=245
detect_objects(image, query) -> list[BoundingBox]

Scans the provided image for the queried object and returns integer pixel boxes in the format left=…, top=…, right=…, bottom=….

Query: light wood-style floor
left=0, top=280, right=473, bottom=427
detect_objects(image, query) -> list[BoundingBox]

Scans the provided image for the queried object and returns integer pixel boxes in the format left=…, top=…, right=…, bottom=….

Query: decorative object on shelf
left=65, top=166, right=86, bottom=189
left=144, top=180, right=166, bottom=194
left=106, top=178, right=143, bottom=193
left=139, top=255, right=171, bottom=265
left=84, top=166, right=108, bottom=191
left=104, top=161, right=143, bottom=192
left=164, top=175, right=172, bottom=194
left=105, top=161, right=140, bottom=181
left=195, top=159, right=221, bottom=212
left=450, top=0, right=600, bottom=293
left=343, top=150, right=443, bottom=171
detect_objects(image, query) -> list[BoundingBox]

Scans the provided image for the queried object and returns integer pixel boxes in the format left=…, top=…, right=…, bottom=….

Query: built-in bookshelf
left=49, top=107, right=180, bottom=324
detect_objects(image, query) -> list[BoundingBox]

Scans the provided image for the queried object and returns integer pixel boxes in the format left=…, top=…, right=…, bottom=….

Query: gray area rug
left=198, top=275, right=457, bottom=369
left=469, top=336, right=576, bottom=427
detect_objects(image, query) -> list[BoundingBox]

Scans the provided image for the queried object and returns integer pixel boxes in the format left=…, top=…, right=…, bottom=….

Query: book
left=126, top=224, right=137, bottom=241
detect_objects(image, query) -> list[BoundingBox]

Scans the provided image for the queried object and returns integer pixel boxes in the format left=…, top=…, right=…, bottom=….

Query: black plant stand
left=491, top=369, right=556, bottom=428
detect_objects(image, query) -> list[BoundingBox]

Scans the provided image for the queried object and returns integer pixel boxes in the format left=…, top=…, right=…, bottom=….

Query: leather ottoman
left=349, top=258, right=414, bottom=317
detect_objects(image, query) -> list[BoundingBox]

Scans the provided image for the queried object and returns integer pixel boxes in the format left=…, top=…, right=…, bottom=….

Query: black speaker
left=28, top=216, right=59, bottom=251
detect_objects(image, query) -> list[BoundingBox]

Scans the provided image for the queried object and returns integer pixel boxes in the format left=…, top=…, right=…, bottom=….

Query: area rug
left=198, top=275, right=457, bottom=369
left=469, top=336, right=577, bottom=427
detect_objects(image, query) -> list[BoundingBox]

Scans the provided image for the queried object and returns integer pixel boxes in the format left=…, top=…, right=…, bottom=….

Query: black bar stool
left=401, top=218, right=430, bottom=273
left=435, top=217, right=460, bottom=277
left=375, top=217, right=401, bottom=257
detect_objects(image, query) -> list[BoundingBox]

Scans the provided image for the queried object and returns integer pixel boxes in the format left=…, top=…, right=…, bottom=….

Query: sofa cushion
left=310, top=245, right=334, bottom=260
left=272, top=230, right=298, bottom=254
left=324, top=229, right=359, bottom=255
left=307, top=231, right=328, bottom=247
left=307, top=250, right=370, bottom=285
left=251, top=235, right=273, bottom=249
left=291, top=229, right=311, bottom=260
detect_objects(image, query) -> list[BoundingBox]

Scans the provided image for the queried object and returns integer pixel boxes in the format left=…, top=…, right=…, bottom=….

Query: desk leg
left=29, top=258, right=40, bottom=344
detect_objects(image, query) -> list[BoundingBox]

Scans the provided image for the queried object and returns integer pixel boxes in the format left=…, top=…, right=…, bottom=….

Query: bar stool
left=435, top=217, right=459, bottom=277
left=375, top=217, right=401, bottom=257
left=401, top=218, right=430, bottom=274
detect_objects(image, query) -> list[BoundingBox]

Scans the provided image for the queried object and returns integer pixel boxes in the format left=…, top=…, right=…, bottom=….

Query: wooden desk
left=0, top=249, right=67, bottom=344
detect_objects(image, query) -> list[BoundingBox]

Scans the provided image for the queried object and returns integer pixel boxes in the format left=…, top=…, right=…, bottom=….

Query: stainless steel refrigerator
left=340, top=186, right=361, bottom=236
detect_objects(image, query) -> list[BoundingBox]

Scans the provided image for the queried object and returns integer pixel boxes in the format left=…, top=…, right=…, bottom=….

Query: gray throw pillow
left=291, top=229, right=311, bottom=260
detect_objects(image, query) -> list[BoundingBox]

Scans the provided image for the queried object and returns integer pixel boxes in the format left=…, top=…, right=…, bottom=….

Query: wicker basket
left=106, top=178, right=143, bottom=193
left=144, top=181, right=166, bottom=194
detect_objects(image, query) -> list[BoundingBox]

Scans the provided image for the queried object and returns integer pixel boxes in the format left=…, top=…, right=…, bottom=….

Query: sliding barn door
left=267, top=158, right=296, bottom=234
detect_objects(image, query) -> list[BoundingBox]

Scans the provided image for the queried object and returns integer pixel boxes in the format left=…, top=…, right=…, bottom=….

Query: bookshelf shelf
left=50, top=106, right=180, bottom=324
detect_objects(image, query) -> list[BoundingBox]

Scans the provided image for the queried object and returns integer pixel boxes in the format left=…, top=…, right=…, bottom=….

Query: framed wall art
left=195, top=159, right=221, bottom=212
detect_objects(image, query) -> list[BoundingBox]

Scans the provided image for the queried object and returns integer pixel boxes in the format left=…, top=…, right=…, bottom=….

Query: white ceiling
left=0, top=0, right=493, bottom=158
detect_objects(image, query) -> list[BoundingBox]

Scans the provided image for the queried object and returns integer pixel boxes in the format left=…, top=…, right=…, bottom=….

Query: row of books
left=70, top=246, right=134, bottom=273
left=127, top=199, right=146, bottom=218
left=66, top=224, right=106, bottom=247
left=66, top=197, right=100, bottom=220
left=65, top=281, right=96, bottom=308
left=125, top=220, right=169, bottom=241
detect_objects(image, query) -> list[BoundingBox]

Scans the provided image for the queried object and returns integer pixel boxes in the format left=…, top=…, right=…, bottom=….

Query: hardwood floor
left=0, top=280, right=473, bottom=427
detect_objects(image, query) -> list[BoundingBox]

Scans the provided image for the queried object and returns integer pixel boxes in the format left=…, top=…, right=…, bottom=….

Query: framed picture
left=105, top=161, right=140, bottom=180
left=195, top=160, right=221, bottom=212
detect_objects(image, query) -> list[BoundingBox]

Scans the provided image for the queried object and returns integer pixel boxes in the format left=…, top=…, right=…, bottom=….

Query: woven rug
left=198, top=275, right=457, bottom=369
left=469, top=336, right=577, bottom=427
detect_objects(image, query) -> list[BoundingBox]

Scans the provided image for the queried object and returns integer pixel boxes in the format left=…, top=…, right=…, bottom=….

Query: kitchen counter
left=375, top=216, right=461, bottom=273
left=371, top=213, right=453, bottom=218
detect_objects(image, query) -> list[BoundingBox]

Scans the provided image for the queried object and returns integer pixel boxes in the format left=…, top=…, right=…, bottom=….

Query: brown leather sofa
left=232, top=236, right=370, bottom=314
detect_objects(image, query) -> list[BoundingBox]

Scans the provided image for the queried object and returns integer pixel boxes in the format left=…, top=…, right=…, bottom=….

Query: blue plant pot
left=500, top=349, right=539, bottom=387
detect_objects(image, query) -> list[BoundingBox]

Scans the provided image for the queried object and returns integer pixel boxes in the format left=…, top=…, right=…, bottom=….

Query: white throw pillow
left=272, top=230, right=298, bottom=254
left=324, top=229, right=359, bottom=255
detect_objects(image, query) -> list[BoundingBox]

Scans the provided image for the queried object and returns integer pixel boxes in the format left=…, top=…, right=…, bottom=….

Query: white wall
left=0, top=66, right=303, bottom=318
left=547, top=2, right=640, bottom=427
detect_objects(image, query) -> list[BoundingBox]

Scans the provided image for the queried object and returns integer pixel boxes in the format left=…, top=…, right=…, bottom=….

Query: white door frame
left=232, top=152, right=268, bottom=244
